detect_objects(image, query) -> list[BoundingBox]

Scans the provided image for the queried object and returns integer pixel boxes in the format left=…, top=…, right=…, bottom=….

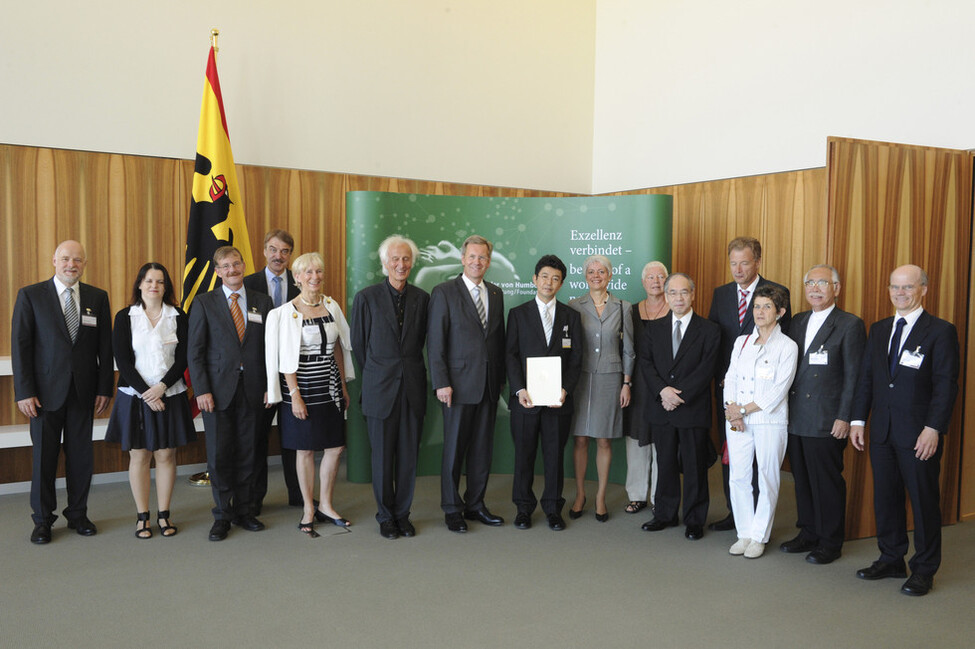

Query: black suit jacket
left=641, top=313, right=721, bottom=429
left=852, top=310, right=959, bottom=448
left=787, top=308, right=866, bottom=437
left=709, top=276, right=792, bottom=378
left=350, top=280, right=430, bottom=420
left=12, top=279, right=114, bottom=410
left=243, top=268, right=299, bottom=305
left=505, top=299, right=583, bottom=415
left=187, top=288, right=273, bottom=410
left=427, top=275, right=505, bottom=404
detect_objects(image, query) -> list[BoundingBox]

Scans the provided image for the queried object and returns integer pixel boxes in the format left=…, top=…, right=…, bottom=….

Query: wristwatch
left=739, top=406, right=747, bottom=416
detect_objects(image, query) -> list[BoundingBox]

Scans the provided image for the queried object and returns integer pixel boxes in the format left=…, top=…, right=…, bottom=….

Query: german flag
left=181, top=45, right=254, bottom=311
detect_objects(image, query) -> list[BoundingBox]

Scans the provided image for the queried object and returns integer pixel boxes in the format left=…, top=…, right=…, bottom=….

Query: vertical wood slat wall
left=0, top=141, right=969, bottom=535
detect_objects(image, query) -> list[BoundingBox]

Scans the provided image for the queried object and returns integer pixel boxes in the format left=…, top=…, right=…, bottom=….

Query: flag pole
left=189, top=27, right=220, bottom=489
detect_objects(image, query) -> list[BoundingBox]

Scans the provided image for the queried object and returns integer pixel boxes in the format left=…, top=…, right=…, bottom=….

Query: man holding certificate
left=505, top=255, right=583, bottom=531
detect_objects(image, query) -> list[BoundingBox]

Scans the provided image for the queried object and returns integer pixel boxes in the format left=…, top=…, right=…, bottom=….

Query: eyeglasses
left=888, top=284, right=917, bottom=292
left=666, top=290, right=691, bottom=298
left=216, top=261, right=244, bottom=271
left=803, top=279, right=834, bottom=288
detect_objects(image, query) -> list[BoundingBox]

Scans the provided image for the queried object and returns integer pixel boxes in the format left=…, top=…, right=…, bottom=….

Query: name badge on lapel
left=809, top=345, right=828, bottom=365
left=81, top=308, right=97, bottom=327
left=562, top=324, right=571, bottom=349
left=899, top=347, right=924, bottom=369
left=247, top=309, right=263, bottom=324
left=756, top=363, right=774, bottom=380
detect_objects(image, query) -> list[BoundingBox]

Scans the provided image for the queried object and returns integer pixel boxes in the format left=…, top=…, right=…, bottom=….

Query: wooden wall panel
left=826, top=137, right=972, bottom=535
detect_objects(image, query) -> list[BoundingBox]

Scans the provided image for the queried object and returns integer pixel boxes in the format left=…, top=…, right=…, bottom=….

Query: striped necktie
left=737, top=289, right=748, bottom=325
left=230, top=293, right=246, bottom=341
left=542, top=304, right=553, bottom=345
left=473, top=285, right=487, bottom=330
left=64, top=286, right=79, bottom=343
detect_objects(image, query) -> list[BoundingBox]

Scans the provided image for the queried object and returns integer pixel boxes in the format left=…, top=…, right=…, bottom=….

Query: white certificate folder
left=526, top=357, right=563, bottom=406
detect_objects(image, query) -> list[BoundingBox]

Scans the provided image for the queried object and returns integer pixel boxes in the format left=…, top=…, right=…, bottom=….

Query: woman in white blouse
left=723, top=284, right=798, bottom=558
left=105, top=263, right=195, bottom=539
left=266, top=253, right=355, bottom=536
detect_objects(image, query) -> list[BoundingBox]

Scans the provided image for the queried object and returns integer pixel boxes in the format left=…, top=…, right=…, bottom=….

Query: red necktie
left=737, top=289, right=748, bottom=325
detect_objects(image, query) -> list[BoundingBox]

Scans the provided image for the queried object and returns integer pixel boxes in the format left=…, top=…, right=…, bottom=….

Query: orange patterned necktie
left=230, top=293, right=245, bottom=341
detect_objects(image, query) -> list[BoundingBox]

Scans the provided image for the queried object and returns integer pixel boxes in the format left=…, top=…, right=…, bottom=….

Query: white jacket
left=723, top=324, right=798, bottom=426
left=265, top=297, right=355, bottom=405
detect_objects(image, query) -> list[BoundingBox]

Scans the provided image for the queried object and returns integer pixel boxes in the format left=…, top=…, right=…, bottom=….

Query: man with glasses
left=782, top=265, right=865, bottom=564
left=850, top=265, right=959, bottom=596
left=639, top=273, right=720, bottom=540
left=243, top=229, right=301, bottom=511
left=188, top=246, right=273, bottom=541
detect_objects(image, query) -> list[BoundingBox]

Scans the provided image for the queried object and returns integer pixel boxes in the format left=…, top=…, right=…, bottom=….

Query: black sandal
left=157, top=510, right=178, bottom=537
left=298, top=519, right=320, bottom=538
left=135, top=511, right=152, bottom=539
left=625, top=501, right=647, bottom=514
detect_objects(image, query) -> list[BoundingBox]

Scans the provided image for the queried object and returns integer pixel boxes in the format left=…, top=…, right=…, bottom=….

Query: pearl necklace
left=299, top=295, right=323, bottom=307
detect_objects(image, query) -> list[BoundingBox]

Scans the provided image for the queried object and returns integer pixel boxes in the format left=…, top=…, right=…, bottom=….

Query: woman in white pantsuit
left=723, top=284, right=797, bottom=559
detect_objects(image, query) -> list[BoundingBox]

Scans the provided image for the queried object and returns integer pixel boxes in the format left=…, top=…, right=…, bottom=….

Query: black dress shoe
left=806, top=547, right=842, bottom=565
left=379, top=520, right=400, bottom=539
left=396, top=518, right=416, bottom=537
left=900, top=573, right=933, bottom=596
left=779, top=535, right=818, bottom=554
left=514, top=512, right=532, bottom=529
left=30, top=523, right=52, bottom=545
left=464, top=508, right=504, bottom=526
left=445, top=513, right=468, bottom=533
left=708, top=513, right=735, bottom=532
left=233, top=516, right=266, bottom=532
left=208, top=520, right=231, bottom=541
left=685, top=525, right=704, bottom=540
left=547, top=514, right=566, bottom=531
left=856, top=560, right=907, bottom=580
left=66, top=516, right=97, bottom=536
left=641, top=517, right=678, bottom=532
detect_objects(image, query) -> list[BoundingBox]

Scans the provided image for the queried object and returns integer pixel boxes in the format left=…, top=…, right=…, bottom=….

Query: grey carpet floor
left=2, top=465, right=973, bottom=648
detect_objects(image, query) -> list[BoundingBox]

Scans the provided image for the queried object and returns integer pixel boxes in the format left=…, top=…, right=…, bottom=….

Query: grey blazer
left=187, top=287, right=273, bottom=410
left=350, top=281, right=430, bottom=420
left=568, top=293, right=635, bottom=376
left=787, top=307, right=866, bottom=437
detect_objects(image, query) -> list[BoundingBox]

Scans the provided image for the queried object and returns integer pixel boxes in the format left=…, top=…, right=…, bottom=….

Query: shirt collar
left=894, top=306, right=924, bottom=326
left=672, top=309, right=694, bottom=329
left=264, top=266, right=286, bottom=283
left=461, top=274, right=483, bottom=293
left=739, top=276, right=760, bottom=296
left=52, top=276, right=77, bottom=296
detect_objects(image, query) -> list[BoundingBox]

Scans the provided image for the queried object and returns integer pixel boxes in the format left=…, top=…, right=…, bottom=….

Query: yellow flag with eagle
left=181, top=44, right=254, bottom=311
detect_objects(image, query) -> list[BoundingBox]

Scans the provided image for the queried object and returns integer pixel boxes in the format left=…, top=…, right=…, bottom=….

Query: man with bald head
left=851, top=264, right=959, bottom=596
left=12, top=241, right=114, bottom=544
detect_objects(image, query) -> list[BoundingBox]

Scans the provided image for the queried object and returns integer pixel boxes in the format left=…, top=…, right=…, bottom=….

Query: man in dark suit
left=505, top=255, right=582, bottom=531
left=242, top=228, right=301, bottom=510
left=783, top=265, right=866, bottom=564
left=188, top=246, right=274, bottom=541
left=640, top=273, right=721, bottom=540
left=851, top=264, right=959, bottom=596
left=428, top=234, right=506, bottom=532
left=351, top=235, right=430, bottom=539
left=708, top=236, right=791, bottom=531
left=12, top=240, right=114, bottom=544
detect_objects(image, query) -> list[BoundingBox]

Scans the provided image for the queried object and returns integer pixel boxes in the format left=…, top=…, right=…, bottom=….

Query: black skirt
left=105, top=391, right=196, bottom=451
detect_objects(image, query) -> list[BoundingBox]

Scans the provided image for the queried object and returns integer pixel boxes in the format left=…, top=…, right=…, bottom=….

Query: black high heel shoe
left=135, top=511, right=152, bottom=539
left=568, top=497, right=586, bottom=520
left=315, top=509, right=352, bottom=527
left=298, top=519, right=320, bottom=537
left=157, top=510, right=178, bottom=537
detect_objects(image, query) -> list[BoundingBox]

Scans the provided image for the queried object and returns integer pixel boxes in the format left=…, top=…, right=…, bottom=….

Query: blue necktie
left=888, top=317, right=906, bottom=376
left=272, top=276, right=283, bottom=308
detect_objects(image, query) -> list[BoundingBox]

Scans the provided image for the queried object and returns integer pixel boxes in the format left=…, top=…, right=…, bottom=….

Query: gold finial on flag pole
left=210, top=28, right=220, bottom=53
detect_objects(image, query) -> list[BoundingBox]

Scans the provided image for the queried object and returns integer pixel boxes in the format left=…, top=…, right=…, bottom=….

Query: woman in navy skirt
left=106, top=263, right=195, bottom=538
left=266, top=252, right=354, bottom=536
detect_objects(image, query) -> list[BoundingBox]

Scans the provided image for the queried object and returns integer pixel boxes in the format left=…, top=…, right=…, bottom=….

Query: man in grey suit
left=428, top=234, right=506, bottom=533
left=12, top=240, right=114, bottom=544
left=783, top=265, right=865, bottom=564
left=188, top=246, right=273, bottom=541
left=351, top=235, right=430, bottom=539
left=242, top=229, right=301, bottom=510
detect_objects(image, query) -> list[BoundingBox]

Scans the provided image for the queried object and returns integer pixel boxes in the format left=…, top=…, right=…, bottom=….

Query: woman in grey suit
left=568, top=255, right=635, bottom=521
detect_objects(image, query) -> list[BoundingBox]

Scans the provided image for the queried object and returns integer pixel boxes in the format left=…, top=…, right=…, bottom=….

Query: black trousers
left=367, top=387, right=422, bottom=523
left=654, top=424, right=711, bottom=527
left=202, top=377, right=260, bottom=521
left=510, top=409, right=571, bottom=515
left=29, top=383, right=94, bottom=525
left=440, top=390, right=497, bottom=515
left=787, top=433, right=847, bottom=550
left=871, top=438, right=943, bottom=576
left=252, top=404, right=301, bottom=511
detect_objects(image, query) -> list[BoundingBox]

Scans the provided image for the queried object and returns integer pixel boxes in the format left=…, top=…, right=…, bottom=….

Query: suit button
left=889, top=383, right=894, bottom=388
left=806, top=394, right=811, bottom=398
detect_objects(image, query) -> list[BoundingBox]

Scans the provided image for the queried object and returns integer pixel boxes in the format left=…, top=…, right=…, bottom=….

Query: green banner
left=345, top=192, right=672, bottom=484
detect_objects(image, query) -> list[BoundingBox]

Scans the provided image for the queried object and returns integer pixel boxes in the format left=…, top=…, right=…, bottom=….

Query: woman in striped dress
left=266, top=252, right=355, bottom=536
